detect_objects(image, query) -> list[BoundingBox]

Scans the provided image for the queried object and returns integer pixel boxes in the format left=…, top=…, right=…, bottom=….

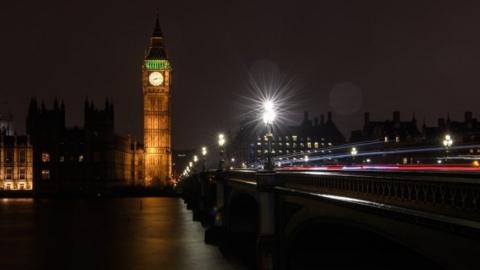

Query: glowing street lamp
left=262, top=100, right=276, bottom=171
left=351, top=147, right=358, bottom=163
left=201, top=146, right=207, bottom=172
left=443, top=134, right=453, bottom=163
left=218, top=133, right=226, bottom=171
left=443, top=134, right=453, bottom=149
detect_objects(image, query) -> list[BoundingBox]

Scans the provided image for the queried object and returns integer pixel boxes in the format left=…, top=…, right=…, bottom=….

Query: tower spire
left=152, top=9, right=163, bottom=38
left=145, top=10, right=167, bottom=59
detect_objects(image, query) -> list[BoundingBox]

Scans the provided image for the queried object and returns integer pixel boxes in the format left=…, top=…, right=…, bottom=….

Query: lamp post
left=351, top=147, right=358, bottom=164
left=262, top=100, right=276, bottom=171
left=443, top=134, right=453, bottom=163
left=201, top=146, right=207, bottom=172
left=193, top=155, right=198, bottom=172
left=218, top=133, right=226, bottom=171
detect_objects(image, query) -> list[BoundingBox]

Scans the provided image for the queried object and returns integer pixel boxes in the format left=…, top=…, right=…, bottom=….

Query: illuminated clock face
left=149, top=72, right=164, bottom=86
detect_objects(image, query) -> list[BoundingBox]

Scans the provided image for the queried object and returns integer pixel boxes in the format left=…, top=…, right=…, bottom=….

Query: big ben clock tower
left=143, top=15, right=172, bottom=187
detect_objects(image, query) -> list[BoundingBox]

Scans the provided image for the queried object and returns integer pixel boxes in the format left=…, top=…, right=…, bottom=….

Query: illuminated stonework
left=145, top=59, right=171, bottom=70
left=143, top=16, right=172, bottom=186
left=0, top=135, right=33, bottom=190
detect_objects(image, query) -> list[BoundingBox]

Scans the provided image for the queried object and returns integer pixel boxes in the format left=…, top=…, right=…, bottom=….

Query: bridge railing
left=223, top=170, right=480, bottom=221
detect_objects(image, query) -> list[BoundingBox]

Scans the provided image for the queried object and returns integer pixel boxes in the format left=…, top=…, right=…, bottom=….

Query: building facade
left=0, top=135, right=33, bottom=190
left=230, top=111, right=346, bottom=164
left=26, top=98, right=144, bottom=194
left=143, top=16, right=172, bottom=187
left=350, top=111, right=421, bottom=144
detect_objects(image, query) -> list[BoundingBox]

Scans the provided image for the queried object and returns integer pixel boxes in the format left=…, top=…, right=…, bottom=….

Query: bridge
left=181, top=168, right=480, bottom=270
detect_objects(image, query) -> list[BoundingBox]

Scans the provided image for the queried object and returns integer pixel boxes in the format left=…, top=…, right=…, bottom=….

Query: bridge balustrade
left=274, top=171, right=480, bottom=221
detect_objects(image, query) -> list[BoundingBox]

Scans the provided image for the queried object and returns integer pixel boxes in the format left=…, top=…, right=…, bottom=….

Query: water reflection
left=0, top=198, right=245, bottom=270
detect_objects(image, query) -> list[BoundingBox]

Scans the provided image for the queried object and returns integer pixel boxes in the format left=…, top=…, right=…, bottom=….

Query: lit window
left=5, top=168, right=12, bottom=180
left=41, top=153, right=50, bottom=163
left=41, top=170, right=50, bottom=180
left=19, top=168, right=26, bottom=179
left=19, top=150, right=26, bottom=163
left=5, top=149, right=13, bottom=162
left=395, top=136, right=400, bottom=143
left=59, top=156, right=65, bottom=162
left=292, top=136, right=297, bottom=142
left=257, top=142, right=261, bottom=146
left=78, top=155, right=84, bottom=162
left=328, top=142, right=332, bottom=146
left=384, top=136, right=389, bottom=143
left=314, top=142, right=319, bottom=149
left=307, top=142, right=312, bottom=149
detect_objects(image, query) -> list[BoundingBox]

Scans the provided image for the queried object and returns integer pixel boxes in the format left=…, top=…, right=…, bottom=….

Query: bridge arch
left=281, top=206, right=440, bottom=270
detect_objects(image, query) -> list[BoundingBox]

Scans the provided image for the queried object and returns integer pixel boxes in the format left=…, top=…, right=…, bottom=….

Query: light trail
left=276, top=144, right=480, bottom=165
left=277, top=164, right=480, bottom=172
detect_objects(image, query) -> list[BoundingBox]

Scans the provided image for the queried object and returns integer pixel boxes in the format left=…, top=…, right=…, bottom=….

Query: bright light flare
left=237, top=65, right=300, bottom=137
left=264, top=100, right=274, bottom=111
left=193, top=155, right=198, bottom=163
left=218, top=133, right=226, bottom=147
left=262, top=99, right=277, bottom=125
left=201, top=146, right=207, bottom=156
left=443, top=134, right=453, bottom=148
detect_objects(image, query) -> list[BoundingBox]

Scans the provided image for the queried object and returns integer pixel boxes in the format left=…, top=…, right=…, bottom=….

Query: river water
left=0, top=197, right=246, bottom=270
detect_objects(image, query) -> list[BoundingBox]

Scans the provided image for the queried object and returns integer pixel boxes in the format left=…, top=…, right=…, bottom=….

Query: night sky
left=1, top=1, right=480, bottom=150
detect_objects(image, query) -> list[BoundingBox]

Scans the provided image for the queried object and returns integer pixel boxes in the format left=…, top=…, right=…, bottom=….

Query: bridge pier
left=256, top=171, right=280, bottom=270
left=204, top=171, right=226, bottom=245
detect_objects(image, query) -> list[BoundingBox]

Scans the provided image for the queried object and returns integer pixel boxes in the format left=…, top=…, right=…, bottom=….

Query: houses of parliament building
left=0, top=15, right=172, bottom=194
